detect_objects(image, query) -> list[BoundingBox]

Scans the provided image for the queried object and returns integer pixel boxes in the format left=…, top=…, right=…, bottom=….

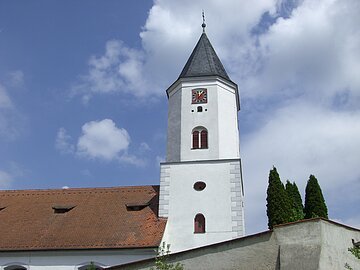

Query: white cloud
left=139, top=142, right=151, bottom=152
left=73, top=0, right=277, bottom=102
left=72, top=40, right=148, bottom=103
left=80, top=169, right=92, bottom=177
left=139, top=0, right=360, bottom=233
left=55, top=128, right=75, bottom=154
left=0, top=83, right=12, bottom=109
left=0, top=170, right=13, bottom=189
left=0, top=82, right=22, bottom=139
left=242, top=102, right=360, bottom=233
left=71, top=0, right=360, bottom=232
left=77, top=119, right=130, bottom=161
left=7, top=70, right=24, bottom=88
left=156, top=155, right=165, bottom=167
left=240, top=0, right=360, bottom=107
left=118, top=154, right=146, bottom=167
left=73, top=0, right=359, bottom=104
left=55, top=119, right=145, bottom=166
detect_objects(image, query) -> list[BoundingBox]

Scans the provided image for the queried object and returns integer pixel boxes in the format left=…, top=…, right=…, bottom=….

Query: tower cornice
left=166, top=76, right=240, bottom=111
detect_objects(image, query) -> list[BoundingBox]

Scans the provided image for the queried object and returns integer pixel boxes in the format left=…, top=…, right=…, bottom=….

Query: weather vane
left=202, top=10, right=206, bottom=32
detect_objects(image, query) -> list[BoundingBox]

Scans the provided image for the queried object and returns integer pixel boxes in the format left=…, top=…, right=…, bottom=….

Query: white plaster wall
left=160, top=160, right=244, bottom=253
left=166, top=84, right=182, bottom=162
left=217, top=83, right=240, bottom=159
left=166, top=77, right=239, bottom=162
left=113, top=219, right=360, bottom=270
left=0, top=249, right=156, bottom=270
left=274, top=220, right=360, bottom=270
left=319, top=222, right=360, bottom=270
left=180, top=80, right=219, bottom=161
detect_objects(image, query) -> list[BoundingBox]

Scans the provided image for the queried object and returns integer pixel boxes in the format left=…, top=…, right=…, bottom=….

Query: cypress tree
left=266, top=167, right=292, bottom=229
left=304, top=175, right=328, bottom=219
left=285, top=180, right=304, bottom=222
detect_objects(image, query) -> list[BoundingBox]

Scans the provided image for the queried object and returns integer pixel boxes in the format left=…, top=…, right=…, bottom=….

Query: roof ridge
left=0, top=185, right=160, bottom=194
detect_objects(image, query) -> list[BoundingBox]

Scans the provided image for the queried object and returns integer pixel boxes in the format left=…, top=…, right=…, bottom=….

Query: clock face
left=192, top=89, right=207, bottom=104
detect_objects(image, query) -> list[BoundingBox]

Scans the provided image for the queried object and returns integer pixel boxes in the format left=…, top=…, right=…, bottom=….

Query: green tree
left=344, top=243, right=360, bottom=269
left=150, top=242, right=184, bottom=270
left=285, top=180, right=304, bottom=221
left=86, top=262, right=97, bottom=270
left=266, top=167, right=292, bottom=229
left=304, top=175, right=328, bottom=219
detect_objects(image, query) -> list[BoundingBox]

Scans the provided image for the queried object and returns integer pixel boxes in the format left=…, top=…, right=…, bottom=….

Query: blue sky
left=1, top=0, right=359, bottom=234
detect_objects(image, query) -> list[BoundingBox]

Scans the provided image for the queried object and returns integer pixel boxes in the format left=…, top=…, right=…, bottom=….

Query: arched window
left=197, top=106, right=203, bottom=112
left=194, top=213, right=206, bottom=233
left=192, top=127, right=208, bottom=149
left=192, top=130, right=199, bottom=149
left=200, top=130, right=208, bottom=148
left=4, top=266, right=27, bottom=270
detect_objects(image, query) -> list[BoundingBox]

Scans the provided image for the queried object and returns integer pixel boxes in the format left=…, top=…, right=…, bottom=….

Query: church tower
left=159, top=22, right=245, bottom=252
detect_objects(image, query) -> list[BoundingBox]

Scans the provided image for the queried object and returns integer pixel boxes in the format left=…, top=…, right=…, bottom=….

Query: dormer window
left=126, top=202, right=150, bottom=211
left=4, top=265, right=27, bottom=270
left=52, top=205, right=75, bottom=214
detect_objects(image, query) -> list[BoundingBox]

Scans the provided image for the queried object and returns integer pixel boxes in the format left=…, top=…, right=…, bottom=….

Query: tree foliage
left=304, top=175, right=328, bottom=219
left=344, top=245, right=360, bottom=270
left=285, top=180, right=304, bottom=221
left=86, top=262, right=97, bottom=270
left=150, top=242, right=184, bottom=270
left=266, top=167, right=292, bottom=229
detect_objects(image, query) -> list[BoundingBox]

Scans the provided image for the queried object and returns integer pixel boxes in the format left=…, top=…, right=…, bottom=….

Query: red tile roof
left=0, top=185, right=166, bottom=251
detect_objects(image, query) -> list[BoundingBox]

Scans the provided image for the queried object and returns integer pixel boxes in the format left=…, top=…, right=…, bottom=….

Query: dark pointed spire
left=178, top=28, right=230, bottom=80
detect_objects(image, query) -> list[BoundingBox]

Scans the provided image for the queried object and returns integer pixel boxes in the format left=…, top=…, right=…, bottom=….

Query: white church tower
left=159, top=21, right=245, bottom=252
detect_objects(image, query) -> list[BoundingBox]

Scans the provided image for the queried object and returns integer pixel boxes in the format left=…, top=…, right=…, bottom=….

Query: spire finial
left=202, top=10, right=206, bottom=33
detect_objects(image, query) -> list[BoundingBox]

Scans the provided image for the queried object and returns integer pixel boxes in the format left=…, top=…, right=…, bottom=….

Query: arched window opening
left=192, top=127, right=208, bottom=149
left=192, top=131, right=199, bottom=149
left=200, top=130, right=208, bottom=149
left=4, top=266, right=27, bottom=270
left=197, top=106, right=203, bottom=112
left=194, top=214, right=206, bottom=233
